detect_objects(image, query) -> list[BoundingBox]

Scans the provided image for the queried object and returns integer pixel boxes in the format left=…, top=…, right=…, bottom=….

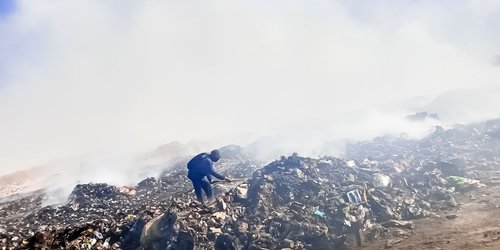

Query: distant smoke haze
left=492, top=55, right=500, bottom=66
left=1, top=0, right=500, bottom=178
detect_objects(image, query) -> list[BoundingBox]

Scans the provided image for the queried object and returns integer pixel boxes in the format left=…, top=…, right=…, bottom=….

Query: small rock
left=445, top=214, right=457, bottom=220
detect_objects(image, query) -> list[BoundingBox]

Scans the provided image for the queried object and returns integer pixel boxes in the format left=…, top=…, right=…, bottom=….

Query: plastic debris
left=314, top=210, right=325, bottom=217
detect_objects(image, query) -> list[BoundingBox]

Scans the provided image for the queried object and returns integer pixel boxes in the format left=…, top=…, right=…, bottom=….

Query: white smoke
left=0, top=0, right=499, bottom=181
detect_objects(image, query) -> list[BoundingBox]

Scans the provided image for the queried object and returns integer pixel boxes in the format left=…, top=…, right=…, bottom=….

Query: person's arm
left=209, top=161, right=225, bottom=180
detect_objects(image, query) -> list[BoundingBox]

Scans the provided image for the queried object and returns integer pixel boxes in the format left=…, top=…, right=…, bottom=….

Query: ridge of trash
left=1, top=119, right=500, bottom=249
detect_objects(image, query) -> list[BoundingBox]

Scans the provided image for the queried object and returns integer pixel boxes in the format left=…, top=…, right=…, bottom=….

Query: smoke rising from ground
left=1, top=0, right=500, bottom=179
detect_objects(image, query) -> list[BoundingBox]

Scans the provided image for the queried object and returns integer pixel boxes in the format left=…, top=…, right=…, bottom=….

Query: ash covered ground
left=2, top=119, right=500, bottom=249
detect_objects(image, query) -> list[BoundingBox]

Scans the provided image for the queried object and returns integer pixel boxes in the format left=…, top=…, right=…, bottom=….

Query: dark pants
left=190, top=177, right=213, bottom=203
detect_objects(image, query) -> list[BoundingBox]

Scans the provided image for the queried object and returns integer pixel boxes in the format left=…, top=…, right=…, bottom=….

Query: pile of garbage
left=0, top=149, right=260, bottom=249
left=346, top=119, right=500, bottom=182
left=124, top=152, right=480, bottom=249
left=2, top=119, right=500, bottom=249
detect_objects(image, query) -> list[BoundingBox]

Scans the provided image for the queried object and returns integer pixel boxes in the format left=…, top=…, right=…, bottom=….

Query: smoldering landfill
left=1, top=119, right=500, bottom=250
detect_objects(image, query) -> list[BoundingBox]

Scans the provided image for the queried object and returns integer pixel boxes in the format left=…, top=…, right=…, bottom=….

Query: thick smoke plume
left=1, top=0, right=499, bottom=186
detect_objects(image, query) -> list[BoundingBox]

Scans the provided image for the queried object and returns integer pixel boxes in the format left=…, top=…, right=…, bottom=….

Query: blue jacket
left=187, top=153, right=225, bottom=182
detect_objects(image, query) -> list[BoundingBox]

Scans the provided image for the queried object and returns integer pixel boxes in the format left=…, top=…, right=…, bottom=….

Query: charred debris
left=2, top=119, right=500, bottom=249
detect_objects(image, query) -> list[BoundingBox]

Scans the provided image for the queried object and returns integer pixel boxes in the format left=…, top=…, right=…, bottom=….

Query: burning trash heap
left=2, top=119, right=500, bottom=249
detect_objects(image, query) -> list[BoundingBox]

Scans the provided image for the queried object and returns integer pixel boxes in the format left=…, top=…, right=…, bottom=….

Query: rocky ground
left=1, top=119, right=500, bottom=249
left=356, top=183, right=500, bottom=250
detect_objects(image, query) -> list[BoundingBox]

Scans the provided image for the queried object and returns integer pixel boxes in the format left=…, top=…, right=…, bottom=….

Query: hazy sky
left=1, top=0, right=500, bottom=174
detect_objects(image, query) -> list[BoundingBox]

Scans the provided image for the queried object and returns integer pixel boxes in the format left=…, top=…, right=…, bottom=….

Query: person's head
left=209, top=149, right=221, bottom=162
